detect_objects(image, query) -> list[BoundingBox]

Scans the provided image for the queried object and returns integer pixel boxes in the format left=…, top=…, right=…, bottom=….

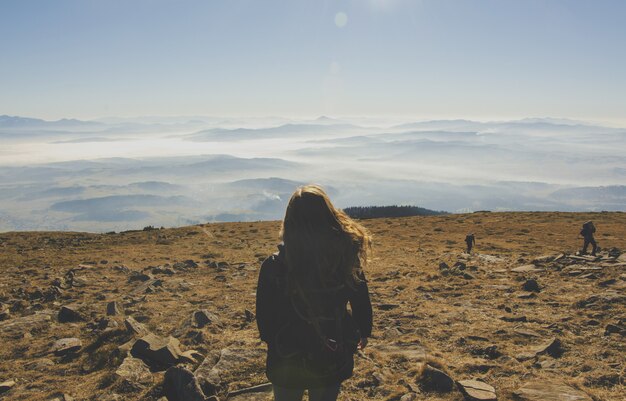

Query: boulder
left=52, top=337, right=82, bottom=356
left=457, top=379, right=497, bottom=400
left=131, top=333, right=184, bottom=368
left=163, top=366, right=208, bottom=401
left=513, top=381, right=591, bottom=401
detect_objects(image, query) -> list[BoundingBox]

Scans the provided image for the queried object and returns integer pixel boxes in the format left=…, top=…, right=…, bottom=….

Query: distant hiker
left=580, top=221, right=598, bottom=256
left=465, top=233, right=476, bottom=254
left=256, top=185, right=373, bottom=401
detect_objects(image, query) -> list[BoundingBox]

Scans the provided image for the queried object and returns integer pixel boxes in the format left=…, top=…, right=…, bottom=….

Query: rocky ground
left=0, top=212, right=624, bottom=401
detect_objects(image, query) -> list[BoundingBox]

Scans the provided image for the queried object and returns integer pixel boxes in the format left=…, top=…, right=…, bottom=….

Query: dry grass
left=0, top=212, right=624, bottom=400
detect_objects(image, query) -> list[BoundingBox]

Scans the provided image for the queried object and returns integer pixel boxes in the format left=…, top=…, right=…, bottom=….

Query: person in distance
left=256, top=185, right=373, bottom=401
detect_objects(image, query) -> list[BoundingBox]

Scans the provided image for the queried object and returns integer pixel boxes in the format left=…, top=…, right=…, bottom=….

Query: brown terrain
left=0, top=212, right=625, bottom=401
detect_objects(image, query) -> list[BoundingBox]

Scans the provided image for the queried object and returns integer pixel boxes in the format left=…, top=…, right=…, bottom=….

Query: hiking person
left=465, top=233, right=475, bottom=254
left=580, top=221, right=598, bottom=256
left=256, top=185, right=373, bottom=401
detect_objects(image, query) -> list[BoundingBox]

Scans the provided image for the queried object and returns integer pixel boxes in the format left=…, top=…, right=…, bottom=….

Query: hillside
left=0, top=212, right=625, bottom=400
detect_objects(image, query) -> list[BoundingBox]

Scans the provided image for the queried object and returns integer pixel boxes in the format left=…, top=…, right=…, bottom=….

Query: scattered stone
left=195, top=348, right=265, bottom=391
left=58, top=305, right=84, bottom=323
left=0, top=380, right=16, bottom=394
left=193, top=310, right=220, bottom=328
left=516, top=338, right=563, bottom=361
left=51, top=337, right=82, bottom=356
left=115, top=357, right=153, bottom=390
left=244, top=309, right=255, bottom=322
left=163, top=366, right=208, bottom=401
left=513, top=328, right=541, bottom=338
left=125, top=316, right=149, bottom=336
left=500, top=315, right=527, bottom=323
left=107, top=301, right=123, bottom=316
left=513, top=381, right=591, bottom=401
left=604, top=323, right=625, bottom=336
left=173, top=260, right=199, bottom=270
left=131, top=333, right=184, bottom=368
left=517, top=292, right=536, bottom=299
left=522, top=279, right=541, bottom=292
left=132, top=279, right=163, bottom=295
left=457, top=379, right=497, bottom=400
left=400, top=393, right=419, bottom=401
left=0, top=311, right=52, bottom=337
left=419, top=365, right=454, bottom=392
left=128, top=272, right=153, bottom=282
left=511, top=265, right=544, bottom=273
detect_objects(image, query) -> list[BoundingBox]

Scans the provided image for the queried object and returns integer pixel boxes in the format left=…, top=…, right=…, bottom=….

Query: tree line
left=343, top=205, right=448, bottom=219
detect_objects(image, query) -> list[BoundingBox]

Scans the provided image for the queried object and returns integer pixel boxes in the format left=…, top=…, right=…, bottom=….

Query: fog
left=1, top=115, right=625, bottom=232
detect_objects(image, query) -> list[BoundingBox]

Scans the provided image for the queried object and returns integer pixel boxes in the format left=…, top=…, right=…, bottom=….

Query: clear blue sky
left=1, top=0, right=625, bottom=123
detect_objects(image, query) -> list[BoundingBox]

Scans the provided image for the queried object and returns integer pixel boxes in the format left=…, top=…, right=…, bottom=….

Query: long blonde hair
left=280, top=185, right=371, bottom=296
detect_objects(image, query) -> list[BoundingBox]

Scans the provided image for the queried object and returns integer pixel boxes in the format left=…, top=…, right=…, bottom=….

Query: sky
left=1, top=0, right=625, bottom=124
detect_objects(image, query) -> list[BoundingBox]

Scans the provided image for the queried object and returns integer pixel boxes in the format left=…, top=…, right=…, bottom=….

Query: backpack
left=582, top=221, right=596, bottom=235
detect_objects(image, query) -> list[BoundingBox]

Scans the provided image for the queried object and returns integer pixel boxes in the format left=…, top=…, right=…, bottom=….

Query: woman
left=256, top=185, right=373, bottom=401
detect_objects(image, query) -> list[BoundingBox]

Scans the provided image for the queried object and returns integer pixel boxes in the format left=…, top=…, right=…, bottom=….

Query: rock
left=513, top=328, right=541, bottom=338
left=244, top=309, right=255, bottom=322
left=195, top=348, right=265, bottom=391
left=512, top=265, right=544, bottom=273
left=131, top=333, right=184, bottom=368
left=605, top=323, right=625, bottom=336
left=513, top=381, right=592, bottom=401
left=132, top=279, right=163, bottom=295
left=107, top=301, right=123, bottom=316
left=125, top=316, right=149, bottom=336
left=192, top=310, right=220, bottom=328
left=0, top=380, right=16, bottom=394
left=457, top=379, right=497, bottom=400
left=419, top=364, right=454, bottom=392
left=128, top=271, right=153, bottom=282
left=24, top=358, right=55, bottom=370
left=516, top=338, right=563, bottom=361
left=400, top=393, right=419, bottom=401
left=51, top=337, right=82, bottom=356
left=0, top=311, right=52, bottom=338
left=517, top=292, right=536, bottom=299
left=533, top=255, right=555, bottom=264
left=163, top=366, right=208, bottom=401
left=58, top=305, right=84, bottom=323
left=49, top=394, right=74, bottom=401
left=115, top=357, right=153, bottom=390
left=522, top=279, right=541, bottom=292
left=439, top=262, right=450, bottom=270
left=227, top=383, right=273, bottom=401
left=173, top=260, right=199, bottom=270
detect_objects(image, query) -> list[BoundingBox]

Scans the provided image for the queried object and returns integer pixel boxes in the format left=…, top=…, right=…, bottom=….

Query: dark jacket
left=256, top=244, right=373, bottom=388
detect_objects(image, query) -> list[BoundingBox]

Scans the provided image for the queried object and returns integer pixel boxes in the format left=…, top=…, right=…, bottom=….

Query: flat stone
left=131, top=333, right=183, bottom=368
left=513, top=328, right=541, bottom=338
left=52, top=337, right=82, bottom=356
left=0, top=311, right=52, bottom=337
left=513, top=381, right=592, bottom=401
left=115, top=357, right=153, bottom=390
left=512, top=265, right=544, bottom=273
left=195, top=348, right=265, bottom=390
left=163, top=366, right=208, bottom=401
left=457, top=379, right=497, bottom=400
